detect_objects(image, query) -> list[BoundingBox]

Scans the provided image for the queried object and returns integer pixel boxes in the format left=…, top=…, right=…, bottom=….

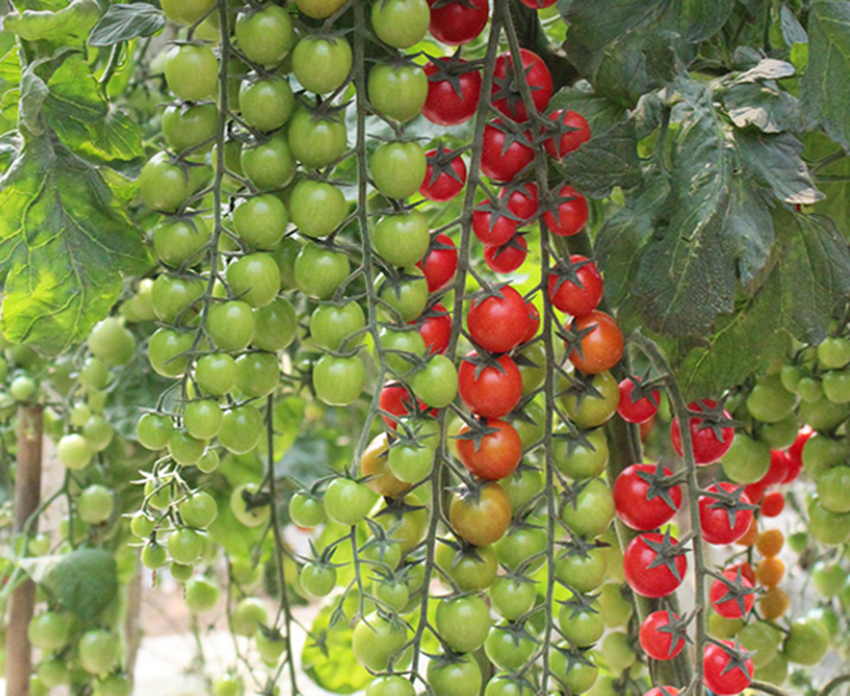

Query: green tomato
left=367, top=62, right=428, bottom=122
left=185, top=575, right=220, bottom=613
left=161, top=0, right=215, bottom=24
left=799, top=397, right=850, bottom=431
left=371, top=0, right=430, bottom=48
left=168, top=527, right=203, bottom=565
left=310, top=302, right=365, bottom=351
left=816, top=466, right=850, bottom=513
left=148, top=328, right=193, bottom=378
left=78, top=484, right=114, bottom=525
left=212, top=674, right=245, bottom=696
left=28, top=612, right=71, bottom=652
left=561, top=479, right=614, bottom=538
left=823, top=368, right=850, bottom=403
left=722, top=432, right=770, bottom=484
left=180, top=491, right=218, bottom=529
left=82, top=415, right=113, bottom=452
left=289, top=492, right=326, bottom=528
left=559, top=601, right=605, bottom=647
left=79, top=630, right=119, bottom=675
left=494, top=525, right=547, bottom=572
left=739, top=622, right=779, bottom=668
left=435, top=595, right=491, bottom=653
left=231, top=597, right=268, bottom=637
left=313, top=354, right=365, bottom=407
left=152, top=273, right=205, bottom=324
left=253, top=298, right=298, bottom=352
left=219, top=405, right=264, bottom=454
left=410, top=355, right=458, bottom=409
left=292, top=35, right=353, bottom=95
left=294, top=243, right=351, bottom=299
left=352, top=613, right=410, bottom=672
left=207, top=301, right=256, bottom=352
left=784, top=617, right=830, bottom=665
left=753, top=652, right=788, bottom=688
left=234, top=4, right=295, bottom=67
left=164, top=44, right=217, bottom=102
left=195, top=354, right=237, bottom=397
left=241, top=132, right=297, bottom=191
left=818, top=336, right=850, bottom=369
left=426, top=654, right=482, bottom=696
left=379, top=327, right=427, bottom=376
left=37, top=658, right=70, bottom=688
left=435, top=543, right=498, bottom=592
left=747, top=374, right=798, bottom=423
left=300, top=562, right=337, bottom=598
left=484, top=623, right=536, bottom=672
left=600, top=632, right=635, bottom=675
left=367, top=676, right=415, bottom=696
left=758, top=413, right=798, bottom=449
left=168, top=430, right=208, bottom=466
left=235, top=352, right=280, bottom=398
left=288, top=107, right=348, bottom=169
left=388, top=442, right=434, bottom=483
left=373, top=210, right=431, bottom=267
left=162, top=104, right=218, bottom=154
left=808, top=496, right=850, bottom=546
left=499, top=466, right=543, bottom=513
left=230, top=482, right=270, bottom=528
left=803, top=434, right=849, bottom=479
left=88, top=317, right=136, bottom=366
left=489, top=576, right=537, bottom=621
left=227, top=253, right=281, bottom=308
left=550, top=647, right=598, bottom=694
left=370, top=141, right=427, bottom=200
left=597, top=584, right=633, bottom=628
left=290, top=179, right=347, bottom=238
left=555, top=546, right=608, bottom=594
left=559, top=371, right=619, bottom=429
left=183, top=399, right=222, bottom=440
left=232, top=194, right=289, bottom=250
left=323, top=478, right=378, bottom=526
left=554, top=427, right=609, bottom=479
left=239, top=77, right=295, bottom=133
left=57, top=433, right=93, bottom=470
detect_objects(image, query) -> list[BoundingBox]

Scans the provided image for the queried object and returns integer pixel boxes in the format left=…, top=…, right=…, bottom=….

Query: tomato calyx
left=424, top=51, right=482, bottom=94
left=706, top=638, right=757, bottom=682
left=423, top=142, right=467, bottom=187
left=561, top=533, right=609, bottom=561
left=651, top=609, right=694, bottom=657
left=624, top=371, right=664, bottom=408
left=559, top=370, right=607, bottom=409
left=559, top=320, right=597, bottom=365
left=548, top=255, right=594, bottom=295
left=701, top=484, right=759, bottom=528
left=642, top=528, right=690, bottom=582
left=487, top=233, right=528, bottom=260
left=455, top=415, right=505, bottom=451
left=634, top=464, right=686, bottom=513
left=689, top=397, right=740, bottom=441
left=709, top=567, right=757, bottom=617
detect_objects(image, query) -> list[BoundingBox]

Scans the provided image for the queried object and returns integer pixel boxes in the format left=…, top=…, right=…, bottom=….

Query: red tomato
left=481, top=121, right=535, bottom=182
left=613, top=464, right=682, bottom=531
left=760, top=449, right=790, bottom=486
left=743, top=479, right=767, bottom=504
left=522, top=302, right=540, bottom=343
left=670, top=399, right=735, bottom=465
left=379, top=383, right=433, bottom=428
left=423, top=58, right=482, bottom=126
left=417, top=304, right=451, bottom=354
left=784, top=427, right=812, bottom=483
left=643, top=689, right=680, bottom=696
left=725, top=561, right=756, bottom=585
left=519, top=0, right=558, bottom=8
left=456, top=419, right=522, bottom=480
left=491, top=49, right=553, bottom=122
left=699, top=482, right=754, bottom=545
left=547, top=255, right=603, bottom=318
left=567, top=311, right=623, bottom=375
left=544, top=110, right=591, bottom=159
left=623, top=532, right=687, bottom=598
left=710, top=571, right=755, bottom=619
left=420, top=148, right=467, bottom=202
left=427, top=0, right=488, bottom=45
left=417, top=234, right=457, bottom=293
left=543, top=185, right=588, bottom=237
left=704, top=641, right=753, bottom=695
left=639, top=611, right=685, bottom=661
left=484, top=236, right=528, bottom=274
left=617, top=377, right=660, bottom=424
left=472, top=203, right=520, bottom=247
left=499, top=182, right=538, bottom=224
left=760, top=491, right=785, bottom=517
left=467, top=286, right=528, bottom=354
left=458, top=353, right=522, bottom=419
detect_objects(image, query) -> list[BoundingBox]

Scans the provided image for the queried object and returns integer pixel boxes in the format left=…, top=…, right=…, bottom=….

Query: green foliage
left=42, top=548, right=118, bottom=623
left=302, top=600, right=372, bottom=694
left=88, top=3, right=165, bottom=47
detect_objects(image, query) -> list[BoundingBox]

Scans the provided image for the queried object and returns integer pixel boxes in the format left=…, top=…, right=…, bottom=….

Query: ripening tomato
left=704, top=641, right=753, bottom=695
left=623, top=533, right=687, bottom=598
left=450, top=483, right=512, bottom=545
left=456, top=419, right=522, bottom=481
left=491, top=49, right=553, bottom=122
left=639, top=611, right=686, bottom=661
left=547, top=256, right=603, bottom=318
left=417, top=304, right=451, bottom=354
left=761, top=491, right=784, bottom=517
left=617, top=377, right=660, bottom=424
left=423, top=58, right=482, bottom=126
left=543, top=185, right=589, bottom=237
left=467, top=286, right=528, bottom=354
left=417, top=234, right=458, bottom=292
left=670, top=399, right=735, bottom=465
left=458, top=354, right=522, bottom=419
left=481, top=121, right=535, bottom=182
left=699, top=483, right=754, bottom=545
left=568, top=311, right=624, bottom=375
left=484, top=236, right=528, bottom=274
left=421, top=148, right=467, bottom=201
left=760, top=449, right=790, bottom=486
left=784, top=427, right=812, bottom=482
left=379, top=382, right=433, bottom=429
left=545, top=110, right=591, bottom=159
left=710, top=571, right=755, bottom=619
left=427, top=0, right=488, bottom=45
left=613, top=464, right=682, bottom=531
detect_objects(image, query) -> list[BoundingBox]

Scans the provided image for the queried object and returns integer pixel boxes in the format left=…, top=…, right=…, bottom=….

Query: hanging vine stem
left=629, top=330, right=709, bottom=696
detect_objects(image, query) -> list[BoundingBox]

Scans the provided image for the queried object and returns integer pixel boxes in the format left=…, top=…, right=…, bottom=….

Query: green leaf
left=0, top=134, right=151, bottom=354
left=780, top=5, right=808, bottom=45
left=89, top=3, right=165, bottom=47
left=805, top=131, right=850, bottom=240
left=564, top=0, right=734, bottom=104
left=18, top=64, right=48, bottom=136
left=43, top=54, right=143, bottom=165
left=302, top=601, right=372, bottom=694
left=3, top=0, right=100, bottom=44
left=736, top=131, right=822, bottom=205
left=42, top=548, right=118, bottom=623
left=721, top=81, right=800, bottom=133
left=800, top=0, right=850, bottom=150
left=548, top=83, right=628, bottom=137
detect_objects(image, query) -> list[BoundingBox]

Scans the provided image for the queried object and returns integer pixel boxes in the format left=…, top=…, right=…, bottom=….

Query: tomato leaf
left=42, top=548, right=118, bottom=623
left=302, top=601, right=372, bottom=694
left=88, top=2, right=166, bottom=47
left=0, top=134, right=151, bottom=354
left=564, top=0, right=735, bottom=105
left=3, top=0, right=100, bottom=45
left=800, top=0, right=850, bottom=151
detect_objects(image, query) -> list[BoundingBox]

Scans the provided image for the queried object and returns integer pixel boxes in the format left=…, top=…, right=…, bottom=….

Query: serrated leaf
left=736, top=131, right=822, bottom=204
left=556, top=119, right=641, bottom=197
left=565, top=0, right=734, bottom=104
left=302, top=602, right=372, bottom=694
left=0, top=134, right=151, bottom=354
left=3, top=0, right=100, bottom=44
left=43, top=55, right=142, bottom=165
left=43, top=548, right=118, bottom=623
left=721, top=81, right=800, bottom=133
left=548, top=83, right=627, bottom=137
left=89, top=3, right=165, bottom=47
left=800, top=1, right=850, bottom=150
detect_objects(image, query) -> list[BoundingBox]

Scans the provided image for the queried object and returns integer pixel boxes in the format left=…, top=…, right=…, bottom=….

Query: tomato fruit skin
left=367, top=677, right=415, bottom=696
left=435, top=595, right=491, bottom=653
left=369, top=62, right=428, bottom=122
left=418, top=304, right=451, bottom=354
left=79, top=630, right=119, bottom=675
left=153, top=217, right=212, bottom=269
left=481, top=121, right=535, bottom=182
left=28, top=612, right=71, bottom=651
left=613, top=464, right=681, bottom=531
left=235, top=5, right=295, bottom=67
left=410, top=355, right=458, bottom=408
left=485, top=236, right=528, bottom=274
left=553, top=427, right=609, bottom=480
left=492, top=49, right=552, bottom=121
left=427, top=0, right=488, bottom=45
left=547, top=255, right=603, bottom=317
left=722, top=432, right=770, bottom=484
left=617, top=377, right=659, bottom=424
left=219, top=405, right=264, bottom=455
left=704, top=641, right=754, bottom=695
left=467, top=285, right=529, bottom=354
left=423, top=59, right=482, bottom=126
left=288, top=108, right=348, bottom=169
left=417, top=233, right=458, bottom=292
left=544, top=185, right=589, bottom=236
left=450, top=483, right=512, bottom=545
left=148, top=328, right=193, bottom=378
left=456, top=419, right=522, bottom=480
left=484, top=676, right=535, bottom=696
left=227, top=253, right=280, bottom=308
left=165, top=45, right=217, bottom=102
left=472, top=204, right=520, bottom=247
left=623, top=533, right=687, bottom=598
left=294, top=244, right=350, bottom=300
left=378, top=266, right=429, bottom=322
left=313, top=354, right=365, bottom=407
left=289, top=180, right=347, bottom=238
left=163, top=104, right=218, bottom=153
left=241, top=133, right=297, bottom=191
left=371, top=0, right=430, bottom=48
left=784, top=617, right=830, bottom=665
left=458, top=354, right=522, bottom=419
left=232, top=194, right=288, bottom=250
left=561, top=478, right=615, bottom=537
left=352, top=613, right=410, bottom=672
left=670, top=399, right=735, bottom=465
left=699, top=482, right=754, bottom=544
left=710, top=571, right=755, bottom=619
left=427, top=655, right=482, bottom=696
left=559, top=370, right=620, bottom=429
left=373, top=211, right=430, bottom=267
left=292, top=36, right=352, bottom=95
left=161, top=0, right=215, bottom=24
left=545, top=110, right=592, bottom=159
left=421, top=150, right=467, bottom=201
left=558, top=601, right=605, bottom=647
left=185, top=575, right=220, bottom=613
left=371, top=141, right=428, bottom=200
left=207, top=301, right=256, bottom=352
left=484, top=624, right=536, bottom=672
left=568, top=311, right=623, bottom=374
left=139, top=153, right=192, bottom=213
left=310, top=302, right=364, bottom=352
left=239, top=77, right=295, bottom=133
left=639, top=611, right=685, bottom=660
